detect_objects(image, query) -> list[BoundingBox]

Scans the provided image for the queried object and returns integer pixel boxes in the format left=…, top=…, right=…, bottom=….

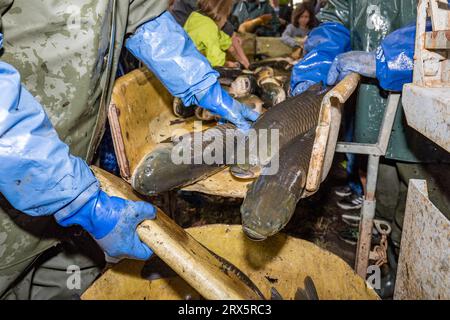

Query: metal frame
left=402, top=0, right=450, bottom=152
left=335, top=93, right=401, bottom=278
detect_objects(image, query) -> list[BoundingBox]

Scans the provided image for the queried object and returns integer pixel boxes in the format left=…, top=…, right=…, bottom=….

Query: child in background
left=184, top=0, right=250, bottom=68
left=281, top=4, right=316, bottom=49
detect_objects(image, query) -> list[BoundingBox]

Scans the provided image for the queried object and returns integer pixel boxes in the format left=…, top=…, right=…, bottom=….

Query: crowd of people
left=169, top=0, right=324, bottom=68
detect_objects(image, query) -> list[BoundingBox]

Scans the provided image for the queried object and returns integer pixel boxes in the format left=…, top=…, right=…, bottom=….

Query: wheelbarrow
left=107, top=67, right=361, bottom=198
left=82, top=167, right=378, bottom=300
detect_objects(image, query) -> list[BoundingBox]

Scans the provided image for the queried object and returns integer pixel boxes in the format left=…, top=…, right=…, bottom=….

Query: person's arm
left=264, top=1, right=279, bottom=20
left=125, top=12, right=259, bottom=131
left=375, top=22, right=420, bottom=91
left=327, top=51, right=376, bottom=85
left=0, top=35, right=156, bottom=262
left=281, top=24, right=300, bottom=48
left=204, top=29, right=230, bottom=67
left=227, top=33, right=250, bottom=69
left=327, top=22, right=425, bottom=92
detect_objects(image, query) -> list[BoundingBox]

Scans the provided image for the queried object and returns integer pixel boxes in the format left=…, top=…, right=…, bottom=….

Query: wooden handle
left=92, top=166, right=262, bottom=300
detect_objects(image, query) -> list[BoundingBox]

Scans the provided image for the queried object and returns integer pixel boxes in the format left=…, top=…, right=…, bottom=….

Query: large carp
left=132, top=123, right=239, bottom=196
left=241, top=130, right=315, bottom=241
left=231, top=85, right=328, bottom=179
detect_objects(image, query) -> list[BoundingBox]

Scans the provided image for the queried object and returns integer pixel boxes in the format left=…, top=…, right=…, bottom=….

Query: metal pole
left=355, top=154, right=380, bottom=278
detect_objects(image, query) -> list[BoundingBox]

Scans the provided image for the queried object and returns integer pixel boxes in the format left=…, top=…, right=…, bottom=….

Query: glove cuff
left=54, top=182, right=100, bottom=223
left=197, top=82, right=233, bottom=115
left=55, top=188, right=120, bottom=240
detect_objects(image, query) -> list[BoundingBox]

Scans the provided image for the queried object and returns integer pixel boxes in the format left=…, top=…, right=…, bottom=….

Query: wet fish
left=132, top=123, right=237, bottom=196
left=172, top=97, right=196, bottom=118
left=141, top=247, right=266, bottom=300
left=195, top=107, right=217, bottom=122
left=241, top=130, right=315, bottom=241
left=294, top=276, right=320, bottom=300
left=219, top=77, right=234, bottom=87
left=255, top=66, right=275, bottom=83
left=231, top=85, right=329, bottom=179
left=254, top=66, right=286, bottom=108
left=259, top=81, right=286, bottom=108
left=230, top=75, right=258, bottom=97
left=195, top=92, right=263, bottom=122
left=237, top=94, right=264, bottom=114
left=270, top=287, right=284, bottom=300
left=249, top=57, right=294, bottom=71
left=214, top=66, right=243, bottom=79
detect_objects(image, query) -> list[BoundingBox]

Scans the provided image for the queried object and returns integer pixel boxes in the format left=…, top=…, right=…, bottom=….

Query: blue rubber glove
left=197, top=82, right=260, bottom=131
left=125, top=11, right=259, bottom=131
left=290, top=22, right=351, bottom=96
left=376, top=21, right=431, bottom=92
left=56, top=190, right=156, bottom=261
left=0, top=47, right=155, bottom=261
left=327, top=51, right=376, bottom=85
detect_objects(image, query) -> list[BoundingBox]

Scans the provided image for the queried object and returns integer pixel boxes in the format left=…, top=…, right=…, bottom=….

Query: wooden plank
left=91, top=166, right=263, bottom=300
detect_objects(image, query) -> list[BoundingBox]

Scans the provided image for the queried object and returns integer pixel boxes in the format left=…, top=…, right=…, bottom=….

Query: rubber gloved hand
left=291, top=80, right=317, bottom=96
left=0, top=52, right=154, bottom=262
left=375, top=21, right=432, bottom=92
left=197, top=82, right=259, bottom=131
left=125, top=11, right=259, bottom=131
left=327, top=51, right=376, bottom=85
left=56, top=190, right=156, bottom=261
left=290, top=22, right=351, bottom=96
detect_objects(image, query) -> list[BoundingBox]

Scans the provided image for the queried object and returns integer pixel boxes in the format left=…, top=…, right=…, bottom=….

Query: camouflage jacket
left=0, top=0, right=167, bottom=162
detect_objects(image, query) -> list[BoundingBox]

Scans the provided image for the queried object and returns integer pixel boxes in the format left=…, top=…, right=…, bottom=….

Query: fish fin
left=294, top=288, right=309, bottom=300
left=270, top=287, right=284, bottom=300
left=307, top=82, right=325, bottom=93
left=304, top=276, right=320, bottom=300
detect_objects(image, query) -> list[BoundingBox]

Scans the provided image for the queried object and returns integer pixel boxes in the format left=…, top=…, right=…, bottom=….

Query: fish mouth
left=230, top=165, right=260, bottom=179
left=242, top=226, right=267, bottom=241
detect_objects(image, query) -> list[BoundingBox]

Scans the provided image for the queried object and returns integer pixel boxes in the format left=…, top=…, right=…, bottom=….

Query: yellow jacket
left=184, top=12, right=232, bottom=67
